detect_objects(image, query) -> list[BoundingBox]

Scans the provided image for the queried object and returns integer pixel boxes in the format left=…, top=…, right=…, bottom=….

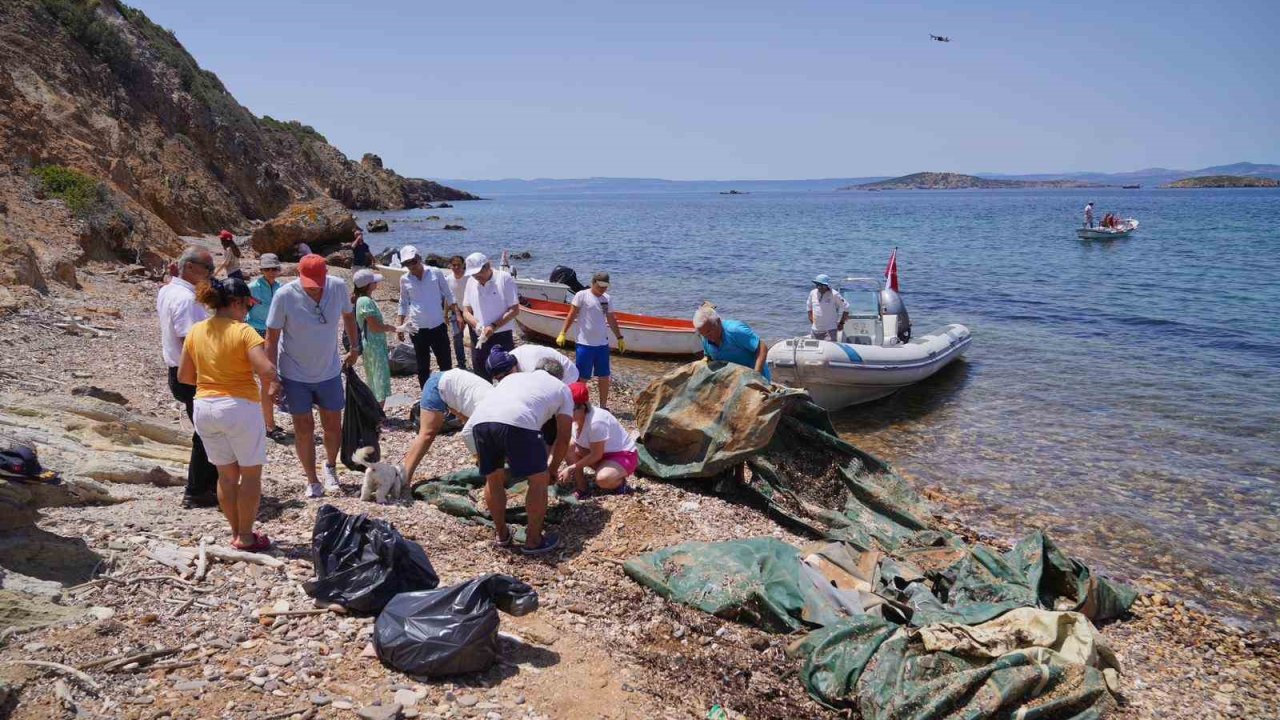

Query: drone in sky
left=930, top=34, right=952, bottom=42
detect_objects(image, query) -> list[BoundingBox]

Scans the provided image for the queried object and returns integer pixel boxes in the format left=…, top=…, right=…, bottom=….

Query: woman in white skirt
left=178, top=277, right=281, bottom=551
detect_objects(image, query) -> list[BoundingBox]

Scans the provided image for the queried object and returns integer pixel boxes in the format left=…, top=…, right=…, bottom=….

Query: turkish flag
left=884, top=248, right=900, bottom=292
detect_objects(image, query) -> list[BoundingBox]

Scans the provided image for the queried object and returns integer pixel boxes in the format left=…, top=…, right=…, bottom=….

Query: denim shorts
left=575, top=344, right=611, bottom=379
left=473, top=422, right=547, bottom=477
left=281, top=374, right=345, bottom=414
left=419, top=372, right=449, bottom=414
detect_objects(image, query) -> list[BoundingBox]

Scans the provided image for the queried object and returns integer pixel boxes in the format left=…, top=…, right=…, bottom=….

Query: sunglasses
left=404, top=257, right=422, bottom=265
left=312, top=301, right=327, bottom=324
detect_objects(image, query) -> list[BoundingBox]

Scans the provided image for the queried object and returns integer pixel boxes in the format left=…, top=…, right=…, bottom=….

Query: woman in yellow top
left=178, top=277, right=281, bottom=551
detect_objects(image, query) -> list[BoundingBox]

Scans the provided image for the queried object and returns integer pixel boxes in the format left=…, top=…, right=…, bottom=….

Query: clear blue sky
left=128, top=0, right=1279, bottom=180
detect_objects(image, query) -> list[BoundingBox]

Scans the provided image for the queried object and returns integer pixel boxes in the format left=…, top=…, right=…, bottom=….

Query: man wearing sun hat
left=248, top=253, right=286, bottom=441
left=807, top=273, right=849, bottom=341
left=460, top=252, right=519, bottom=381
left=265, top=254, right=361, bottom=499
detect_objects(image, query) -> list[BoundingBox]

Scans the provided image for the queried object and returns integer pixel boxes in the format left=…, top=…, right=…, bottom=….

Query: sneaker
left=520, top=533, right=561, bottom=556
left=322, top=464, right=341, bottom=493
left=304, top=483, right=324, bottom=499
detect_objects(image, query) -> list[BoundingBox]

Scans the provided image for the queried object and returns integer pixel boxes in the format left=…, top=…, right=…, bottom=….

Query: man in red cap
left=265, top=254, right=361, bottom=499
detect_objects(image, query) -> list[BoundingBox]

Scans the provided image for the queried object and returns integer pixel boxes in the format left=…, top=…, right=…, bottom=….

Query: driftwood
left=257, top=608, right=335, bottom=619
left=195, top=540, right=209, bottom=581
left=203, top=544, right=284, bottom=568
left=1, top=660, right=101, bottom=691
left=54, top=679, right=76, bottom=712
left=145, top=544, right=195, bottom=575
left=80, top=646, right=180, bottom=672
left=144, top=540, right=283, bottom=577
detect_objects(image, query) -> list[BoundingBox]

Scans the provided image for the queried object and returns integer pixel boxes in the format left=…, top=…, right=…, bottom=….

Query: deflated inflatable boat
left=767, top=278, right=971, bottom=410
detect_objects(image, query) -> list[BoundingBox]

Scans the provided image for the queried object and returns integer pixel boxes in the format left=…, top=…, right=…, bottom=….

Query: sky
left=126, top=0, right=1280, bottom=180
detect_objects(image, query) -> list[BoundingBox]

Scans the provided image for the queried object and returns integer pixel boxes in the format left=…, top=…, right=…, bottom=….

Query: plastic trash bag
left=303, top=504, right=439, bottom=614
left=341, top=367, right=384, bottom=471
left=374, top=573, right=539, bottom=676
left=388, top=343, right=417, bottom=377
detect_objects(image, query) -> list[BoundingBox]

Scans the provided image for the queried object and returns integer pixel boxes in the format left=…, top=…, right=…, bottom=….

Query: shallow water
left=358, top=187, right=1280, bottom=625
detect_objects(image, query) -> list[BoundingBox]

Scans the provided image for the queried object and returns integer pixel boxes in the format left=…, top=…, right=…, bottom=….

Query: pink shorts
left=600, top=450, right=639, bottom=476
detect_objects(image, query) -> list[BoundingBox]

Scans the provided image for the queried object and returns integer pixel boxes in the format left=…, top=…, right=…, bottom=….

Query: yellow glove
left=555, top=332, right=567, bottom=348
left=617, top=338, right=626, bottom=354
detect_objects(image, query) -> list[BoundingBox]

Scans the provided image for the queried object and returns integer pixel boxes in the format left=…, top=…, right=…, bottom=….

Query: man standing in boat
left=693, top=304, right=771, bottom=381
left=807, top=274, right=849, bottom=341
left=556, top=271, right=625, bottom=409
left=1084, top=202, right=1095, bottom=228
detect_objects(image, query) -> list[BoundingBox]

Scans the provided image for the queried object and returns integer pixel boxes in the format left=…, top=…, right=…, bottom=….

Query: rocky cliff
left=0, top=0, right=475, bottom=295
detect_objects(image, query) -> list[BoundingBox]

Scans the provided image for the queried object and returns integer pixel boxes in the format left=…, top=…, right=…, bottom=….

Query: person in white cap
left=510, top=344, right=579, bottom=385
left=461, top=252, right=519, bottom=381
left=395, top=245, right=457, bottom=389
left=807, top=274, right=849, bottom=340
left=352, top=268, right=396, bottom=406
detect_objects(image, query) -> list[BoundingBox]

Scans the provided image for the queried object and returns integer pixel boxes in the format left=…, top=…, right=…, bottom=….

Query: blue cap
left=813, top=274, right=832, bottom=286
left=485, top=347, right=518, bottom=375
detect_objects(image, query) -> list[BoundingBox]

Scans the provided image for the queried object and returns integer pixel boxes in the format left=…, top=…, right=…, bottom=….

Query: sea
left=356, top=187, right=1280, bottom=627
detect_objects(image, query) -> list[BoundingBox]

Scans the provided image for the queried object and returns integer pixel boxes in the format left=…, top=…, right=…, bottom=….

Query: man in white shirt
left=807, top=274, right=849, bottom=341
left=510, top=344, right=579, bottom=384
left=446, top=255, right=469, bottom=370
left=395, top=245, right=457, bottom=388
left=462, top=348, right=573, bottom=555
left=398, top=368, right=493, bottom=482
left=156, top=246, right=220, bottom=509
left=555, top=271, right=624, bottom=408
left=461, top=252, right=519, bottom=381
left=1084, top=202, right=1095, bottom=228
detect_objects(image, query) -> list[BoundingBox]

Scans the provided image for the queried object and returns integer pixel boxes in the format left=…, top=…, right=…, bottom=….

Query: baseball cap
left=592, top=271, right=610, bottom=287
left=464, top=252, right=489, bottom=277
left=400, top=245, right=420, bottom=264
left=259, top=253, right=281, bottom=270
left=485, top=347, right=518, bottom=375
left=569, top=381, right=590, bottom=406
left=218, top=230, right=234, bottom=241
left=218, top=277, right=258, bottom=306
left=813, top=273, right=832, bottom=286
left=353, top=268, right=383, bottom=289
left=298, top=254, right=328, bottom=289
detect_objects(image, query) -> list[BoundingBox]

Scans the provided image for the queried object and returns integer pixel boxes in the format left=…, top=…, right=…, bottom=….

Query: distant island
left=1163, top=175, right=1280, bottom=188
left=838, top=172, right=1104, bottom=191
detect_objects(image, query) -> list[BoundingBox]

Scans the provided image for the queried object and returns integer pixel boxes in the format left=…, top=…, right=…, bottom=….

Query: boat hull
left=767, top=325, right=971, bottom=410
left=515, top=278, right=571, bottom=303
left=1076, top=219, right=1138, bottom=240
left=516, top=299, right=703, bottom=357
left=375, top=264, right=407, bottom=285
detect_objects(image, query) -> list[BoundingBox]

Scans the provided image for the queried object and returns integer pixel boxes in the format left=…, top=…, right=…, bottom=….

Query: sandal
left=232, top=532, right=272, bottom=552
left=520, top=533, right=560, bottom=556
left=493, top=529, right=514, bottom=549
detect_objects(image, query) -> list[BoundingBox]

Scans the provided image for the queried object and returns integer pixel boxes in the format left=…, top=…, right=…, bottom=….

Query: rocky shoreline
left=0, top=246, right=1276, bottom=719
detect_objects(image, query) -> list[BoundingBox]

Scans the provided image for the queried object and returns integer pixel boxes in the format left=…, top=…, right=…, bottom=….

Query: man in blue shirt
left=247, top=253, right=285, bottom=440
left=693, top=304, right=770, bottom=381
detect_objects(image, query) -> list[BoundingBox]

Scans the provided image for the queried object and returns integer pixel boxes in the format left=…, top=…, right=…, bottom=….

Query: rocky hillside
left=0, top=0, right=475, bottom=298
left=1164, top=175, right=1280, bottom=188
left=840, top=172, right=1102, bottom=190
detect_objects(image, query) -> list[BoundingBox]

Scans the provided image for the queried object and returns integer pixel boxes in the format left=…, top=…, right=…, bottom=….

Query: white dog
left=354, top=447, right=407, bottom=504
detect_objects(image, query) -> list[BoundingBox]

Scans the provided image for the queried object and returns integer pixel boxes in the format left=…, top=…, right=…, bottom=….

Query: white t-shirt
left=436, top=369, right=492, bottom=419
left=156, top=278, right=208, bottom=368
left=570, top=289, right=615, bottom=347
left=464, top=371, right=574, bottom=433
left=446, top=272, right=468, bottom=305
left=510, top=345, right=579, bottom=384
left=463, top=270, right=519, bottom=333
left=573, top=407, right=636, bottom=454
left=807, top=288, right=850, bottom=333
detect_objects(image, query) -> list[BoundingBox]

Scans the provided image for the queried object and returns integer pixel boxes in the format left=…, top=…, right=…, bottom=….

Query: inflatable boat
left=767, top=277, right=971, bottom=410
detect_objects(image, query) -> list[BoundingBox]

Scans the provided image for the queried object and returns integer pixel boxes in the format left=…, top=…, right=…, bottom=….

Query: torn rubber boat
left=767, top=277, right=971, bottom=410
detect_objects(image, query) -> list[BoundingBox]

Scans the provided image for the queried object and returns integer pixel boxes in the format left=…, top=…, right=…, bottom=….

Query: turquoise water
left=358, top=188, right=1280, bottom=624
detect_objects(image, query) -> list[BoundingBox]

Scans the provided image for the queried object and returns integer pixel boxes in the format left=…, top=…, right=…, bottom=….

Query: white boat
left=767, top=278, right=971, bottom=410
left=516, top=299, right=703, bottom=357
left=515, top=278, right=571, bottom=303
left=375, top=264, right=407, bottom=284
left=1076, top=219, right=1139, bottom=240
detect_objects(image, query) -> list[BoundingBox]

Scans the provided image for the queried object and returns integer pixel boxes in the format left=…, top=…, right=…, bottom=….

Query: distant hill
left=839, top=172, right=1102, bottom=191
left=1164, top=175, right=1280, bottom=188
left=981, top=162, right=1280, bottom=188
left=431, top=176, right=891, bottom=195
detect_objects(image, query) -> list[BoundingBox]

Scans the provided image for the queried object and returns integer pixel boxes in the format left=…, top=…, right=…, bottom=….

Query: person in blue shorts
left=398, top=368, right=493, bottom=483
left=556, top=271, right=625, bottom=409
left=692, top=303, right=771, bottom=381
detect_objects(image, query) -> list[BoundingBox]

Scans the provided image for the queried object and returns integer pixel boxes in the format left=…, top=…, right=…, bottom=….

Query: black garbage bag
left=303, top=504, right=439, bottom=614
left=388, top=343, right=417, bottom=377
left=374, top=573, right=539, bottom=677
left=548, top=265, right=586, bottom=293
left=341, top=367, right=384, bottom=471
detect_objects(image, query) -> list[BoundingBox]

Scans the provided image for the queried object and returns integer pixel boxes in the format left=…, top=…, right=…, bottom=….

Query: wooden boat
left=515, top=278, right=571, bottom=303
left=1076, top=219, right=1139, bottom=240
left=515, top=298, right=703, bottom=357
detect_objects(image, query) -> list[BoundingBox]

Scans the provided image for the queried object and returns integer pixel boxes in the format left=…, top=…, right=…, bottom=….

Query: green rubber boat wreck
left=621, top=362, right=1138, bottom=720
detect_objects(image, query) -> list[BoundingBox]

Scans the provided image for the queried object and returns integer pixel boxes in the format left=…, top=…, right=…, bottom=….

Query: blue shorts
left=575, top=344, right=611, bottom=380
left=473, top=422, right=547, bottom=478
left=419, top=372, right=449, bottom=414
left=281, top=375, right=345, bottom=414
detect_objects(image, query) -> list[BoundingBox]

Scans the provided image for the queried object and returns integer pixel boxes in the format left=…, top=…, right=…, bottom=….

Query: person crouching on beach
left=461, top=348, right=573, bottom=555
left=265, top=255, right=361, bottom=499
left=398, top=368, right=493, bottom=483
left=461, top=252, right=519, bottom=381
left=693, top=304, right=771, bottom=380
left=558, top=381, right=639, bottom=498
left=556, top=271, right=624, bottom=409
left=177, top=277, right=280, bottom=551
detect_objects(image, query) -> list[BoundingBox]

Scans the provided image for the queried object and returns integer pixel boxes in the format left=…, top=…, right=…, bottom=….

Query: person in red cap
left=557, top=381, right=638, bottom=497
left=216, top=231, right=244, bottom=280
left=265, top=254, right=361, bottom=499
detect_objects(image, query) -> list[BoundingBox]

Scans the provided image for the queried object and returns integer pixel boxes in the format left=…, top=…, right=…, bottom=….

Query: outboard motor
left=549, top=265, right=587, bottom=293
left=880, top=288, right=911, bottom=344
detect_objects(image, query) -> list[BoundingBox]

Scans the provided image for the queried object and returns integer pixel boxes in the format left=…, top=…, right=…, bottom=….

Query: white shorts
left=193, top=396, right=267, bottom=467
